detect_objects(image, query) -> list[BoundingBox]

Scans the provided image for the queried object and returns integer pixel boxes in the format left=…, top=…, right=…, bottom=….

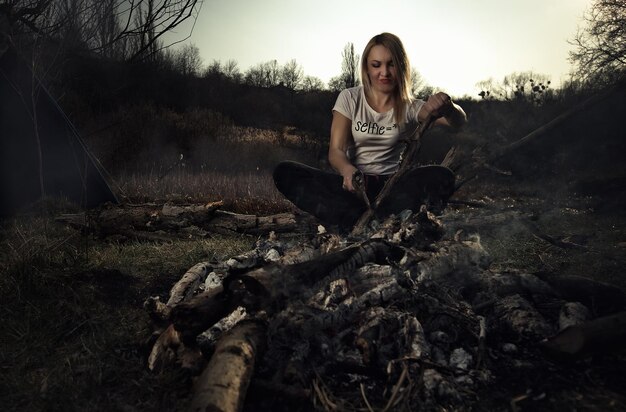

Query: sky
left=169, top=0, right=591, bottom=98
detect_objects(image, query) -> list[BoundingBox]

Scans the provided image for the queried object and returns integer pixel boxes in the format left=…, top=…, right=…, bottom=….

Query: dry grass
left=97, top=124, right=321, bottom=215
left=116, top=169, right=294, bottom=215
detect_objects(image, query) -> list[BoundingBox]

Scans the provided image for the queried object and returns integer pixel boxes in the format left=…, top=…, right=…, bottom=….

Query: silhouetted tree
left=204, top=59, right=222, bottom=77
left=1, top=0, right=203, bottom=61
left=300, top=75, right=325, bottom=92
left=92, top=0, right=127, bottom=59
left=244, top=63, right=265, bottom=87
left=328, top=42, right=360, bottom=91
left=281, top=59, right=303, bottom=90
left=244, top=59, right=282, bottom=87
left=410, top=68, right=433, bottom=97
left=476, top=78, right=496, bottom=100
left=475, top=71, right=551, bottom=104
left=263, top=59, right=281, bottom=87
left=569, top=0, right=626, bottom=86
left=341, top=42, right=359, bottom=88
left=173, top=43, right=202, bottom=76
left=502, top=72, right=551, bottom=102
left=222, top=59, right=242, bottom=83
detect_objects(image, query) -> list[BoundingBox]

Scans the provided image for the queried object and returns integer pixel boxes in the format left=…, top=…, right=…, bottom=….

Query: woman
left=274, top=32, right=467, bottom=231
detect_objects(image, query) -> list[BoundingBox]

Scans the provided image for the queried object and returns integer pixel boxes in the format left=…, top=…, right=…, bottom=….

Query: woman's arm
left=418, top=92, right=467, bottom=130
left=328, top=111, right=358, bottom=192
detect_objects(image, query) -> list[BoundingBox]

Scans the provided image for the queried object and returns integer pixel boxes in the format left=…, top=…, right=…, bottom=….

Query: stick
left=351, top=117, right=434, bottom=235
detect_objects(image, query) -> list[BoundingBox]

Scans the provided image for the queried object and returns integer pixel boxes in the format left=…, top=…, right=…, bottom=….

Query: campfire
left=141, top=203, right=626, bottom=411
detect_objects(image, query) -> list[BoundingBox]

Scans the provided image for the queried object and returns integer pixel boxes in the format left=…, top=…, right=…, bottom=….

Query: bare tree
left=474, top=71, right=551, bottom=104
left=281, top=58, right=303, bottom=90
left=262, top=59, right=280, bottom=87
left=328, top=42, right=360, bottom=92
left=476, top=77, right=496, bottom=100
left=410, top=68, right=432, bottom=97
left=501, top=71, right=551, bottom=101
left=222, top=59, right=241, bottom=83
left=244, top=60, right=281, bottom=87
left=204, top=59, right=221, bottom=77
left=341, top=42, right=359, bottom=88
left=1, top=0, right=204, bottom=61
left=300, top=75, right=325, bottom=92
left=91, top=0, right=126, bottom=59
left=244, top=63, right=265, bottom=87
left=569, top=0, right=626, bottom=86
left=174, top=42, right=202, bottom=76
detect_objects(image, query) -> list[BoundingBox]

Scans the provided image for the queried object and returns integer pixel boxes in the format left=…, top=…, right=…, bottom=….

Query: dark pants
left=273, top=161, right=455, bottom=230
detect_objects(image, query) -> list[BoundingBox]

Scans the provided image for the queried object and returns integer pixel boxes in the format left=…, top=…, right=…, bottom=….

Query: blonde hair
left=361, top=32, right=413, bottom=124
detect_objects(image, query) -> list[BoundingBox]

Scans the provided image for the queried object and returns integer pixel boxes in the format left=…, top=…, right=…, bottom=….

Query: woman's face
left=366, top=45, right=397, bottom=93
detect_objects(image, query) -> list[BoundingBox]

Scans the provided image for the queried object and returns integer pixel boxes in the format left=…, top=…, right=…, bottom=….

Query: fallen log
left=190, top=320, right=267, bottom=412
left=206, top=210, right=312, bottom=235
left=56, top=202, right=315, bottom=239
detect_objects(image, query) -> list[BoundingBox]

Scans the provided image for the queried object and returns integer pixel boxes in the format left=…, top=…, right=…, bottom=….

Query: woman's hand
left=340, top=166, right=359, bottom=192
left=419, top=92, right=467, bottom=129
left=421, top=92, right=453, bottom=119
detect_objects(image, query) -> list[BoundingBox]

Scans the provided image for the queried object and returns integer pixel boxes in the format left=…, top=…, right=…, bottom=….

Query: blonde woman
left=274, top=32, right=466, bottom=231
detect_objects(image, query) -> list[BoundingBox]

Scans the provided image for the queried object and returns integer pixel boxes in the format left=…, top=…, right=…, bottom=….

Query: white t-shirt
left=332, top=86, right=425, bottom=175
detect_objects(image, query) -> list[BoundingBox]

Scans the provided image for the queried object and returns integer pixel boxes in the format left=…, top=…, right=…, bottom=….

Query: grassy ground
left=454, top=176, right=626, bottom=289
left=0, top=208, right=253, bottom=411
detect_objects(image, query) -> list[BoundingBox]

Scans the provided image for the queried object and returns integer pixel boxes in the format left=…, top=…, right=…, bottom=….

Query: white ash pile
left=144, top=207, right=626, bottom=411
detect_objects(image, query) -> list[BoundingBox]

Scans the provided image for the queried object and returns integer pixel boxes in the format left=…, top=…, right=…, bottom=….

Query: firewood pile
left=143, top=205, right=626, bottom=411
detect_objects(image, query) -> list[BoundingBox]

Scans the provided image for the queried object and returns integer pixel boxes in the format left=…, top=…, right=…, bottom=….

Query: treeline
left=3, top=0, right=625, bottom=174
left=56, top=49, right=338, bottom=134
